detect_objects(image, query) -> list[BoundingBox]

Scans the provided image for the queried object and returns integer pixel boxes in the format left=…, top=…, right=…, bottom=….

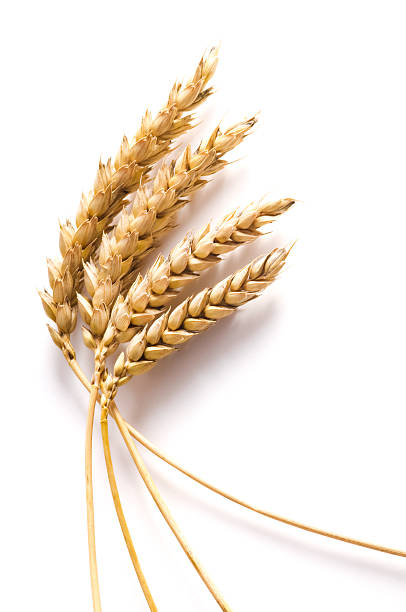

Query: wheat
left=101, top=248, right=289, bottom=406
left=127, top=197, right=295, bottom=323
left=97, top=116, right=258, bottom=292
left=68, top=46, right=219, bottom=254
left=76, top=197, right=294, bottom=364
left=39, top=43, right=403, bottom=612
left=40, top=47, right=218, bottom=352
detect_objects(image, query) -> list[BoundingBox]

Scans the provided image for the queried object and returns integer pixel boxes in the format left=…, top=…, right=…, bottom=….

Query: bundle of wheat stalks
left=40, top=48, right=405, bottom=611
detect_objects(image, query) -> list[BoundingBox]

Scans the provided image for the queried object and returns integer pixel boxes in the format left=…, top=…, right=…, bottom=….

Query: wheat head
left=100, top=248, right=289, bottom=405
left=40, top=48, right=218, bottom=348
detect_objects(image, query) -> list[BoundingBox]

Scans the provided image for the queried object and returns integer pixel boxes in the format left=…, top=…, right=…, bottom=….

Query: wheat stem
left=85, top=369, right=102, bottom=612
left=100, top=404, right=158, bottom=611
left=125, top=423, right=406, bottom=559
left=66, top=355, right=406, bottom=560
left=110, top=403, right=233, bottom=612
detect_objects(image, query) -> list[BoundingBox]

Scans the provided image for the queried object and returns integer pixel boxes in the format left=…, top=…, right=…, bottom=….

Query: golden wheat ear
left=145, top=196, right=295, bottom=302
left=73, top=46, right=220, bottom=243
left=100, top=248, right=289, bottom=400
left=42, top=48, right=219, bottom=347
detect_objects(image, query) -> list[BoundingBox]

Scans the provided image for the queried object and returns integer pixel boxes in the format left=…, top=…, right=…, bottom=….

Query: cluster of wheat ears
left=39, top=48, right=405, bottom=611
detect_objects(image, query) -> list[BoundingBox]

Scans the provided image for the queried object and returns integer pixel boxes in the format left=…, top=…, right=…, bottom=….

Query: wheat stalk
left=85, top=377, right=102, bottom=612
left=110, top=403, right=233, bottom=612
left=100, top=411, right=158, bottom=611
left=66, top=356, right=406, bottom=560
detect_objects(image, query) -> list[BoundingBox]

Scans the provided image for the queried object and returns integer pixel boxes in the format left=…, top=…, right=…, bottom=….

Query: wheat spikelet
left=97, top=116, right=258, bottom=291
left=101, top=248, right=289, bottom=405
left=77, top=266, right=133, bottom=366
left=68, top=46, right=219, bottom=252
left=40, top=48, right=218, bottom=347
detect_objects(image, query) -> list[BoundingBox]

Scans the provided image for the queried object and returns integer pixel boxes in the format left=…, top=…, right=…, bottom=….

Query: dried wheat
left=40, top=47, right=218, bottom=351
left=69, top=46, right=218, bottom=255
left=126, top=197, right=295, bottom=327
left=40, top=43, right=404, bottom=612
left=101, top=248, right=289, bottom=406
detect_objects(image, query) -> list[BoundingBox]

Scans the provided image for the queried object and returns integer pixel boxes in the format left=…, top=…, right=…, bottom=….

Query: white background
left=1, top=1, right=405, bottom=610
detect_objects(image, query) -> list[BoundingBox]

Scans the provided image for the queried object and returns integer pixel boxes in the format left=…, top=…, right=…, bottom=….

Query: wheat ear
left=125, top=197, right=295, bottom=328
left=69, top=45, right=219, bottom=258
left=65, top=357, right=406, bottom=560
left=39, top=47, right=218, bottom=355
left=103, top=248, right=289, bottom=399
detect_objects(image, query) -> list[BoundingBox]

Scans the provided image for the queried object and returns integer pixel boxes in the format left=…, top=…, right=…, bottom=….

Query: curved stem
left=66, top=355, right=406, bottom=559
left=86, top=370, right=102, bottom=612
left=124, top=426, right=406, bottom=559
left=110, top=404, right=233, bottom=612
left=100, top=405, right=158, bottom=611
